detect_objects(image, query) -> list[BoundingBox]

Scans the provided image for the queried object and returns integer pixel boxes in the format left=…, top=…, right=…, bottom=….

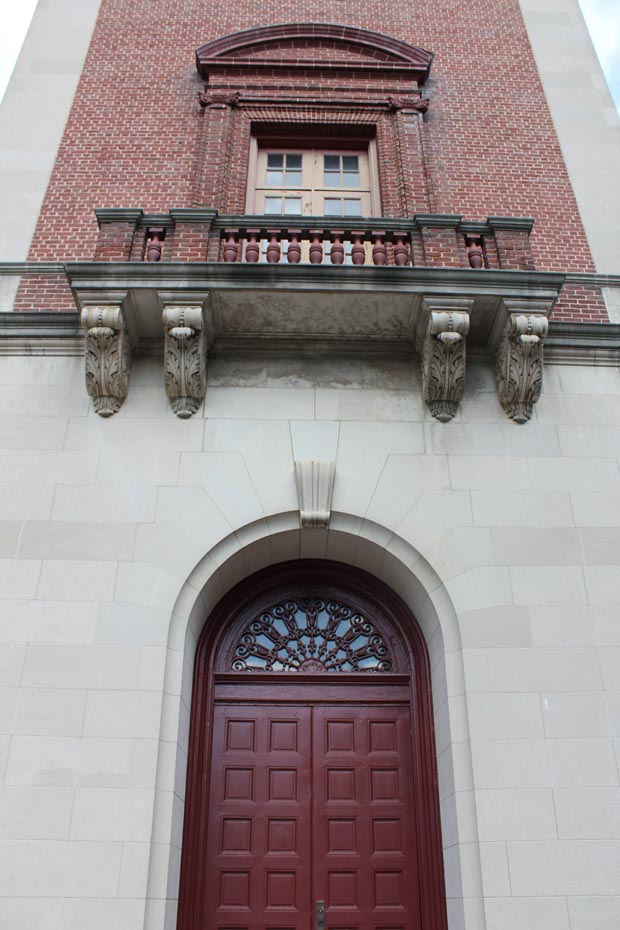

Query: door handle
left=316, top=900, right=325, bottom=930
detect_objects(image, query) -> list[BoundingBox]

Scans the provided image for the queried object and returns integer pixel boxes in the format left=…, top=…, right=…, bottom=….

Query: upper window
left=248, top=142, right=380, bottom=217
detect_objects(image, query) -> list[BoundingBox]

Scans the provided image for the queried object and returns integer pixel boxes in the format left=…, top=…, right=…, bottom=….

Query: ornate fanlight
left=230, top=597, right=394, bottom=672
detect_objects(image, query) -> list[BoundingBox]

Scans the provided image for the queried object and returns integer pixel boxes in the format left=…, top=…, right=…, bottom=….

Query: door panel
left=205, top=699, right=421, bottom=930
left=313, top=705, right=420, bottom=930
left=205, top=705, right=312, bottom=930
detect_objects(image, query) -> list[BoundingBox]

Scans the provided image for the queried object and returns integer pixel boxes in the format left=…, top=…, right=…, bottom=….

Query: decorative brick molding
left=80, top=304, right=131, bottom=416
left=195, top=24, right=434, bottom=86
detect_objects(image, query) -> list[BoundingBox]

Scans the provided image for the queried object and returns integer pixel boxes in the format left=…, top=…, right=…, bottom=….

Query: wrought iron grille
left=230, top=598, right=394, bottom=672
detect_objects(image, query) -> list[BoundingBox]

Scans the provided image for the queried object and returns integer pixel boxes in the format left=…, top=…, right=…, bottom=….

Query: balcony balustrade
left=92, top=208, right=536, bottom=272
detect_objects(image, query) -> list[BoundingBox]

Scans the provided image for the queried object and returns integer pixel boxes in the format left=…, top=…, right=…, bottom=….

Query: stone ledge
left=1, top=314, right=619, bottom=365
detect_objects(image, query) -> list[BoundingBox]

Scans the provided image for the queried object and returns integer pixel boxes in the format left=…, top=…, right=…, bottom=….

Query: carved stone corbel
left=294, top=461, right=336, bottom=529
left=495, top=312, right=549, bottom=423
left=198, top=90, right=241, bottom=109
left=162, top=305, right=207, bottom=418
left=387, top=94, right=430, bottom=114
left=421, top=307, right=471, bottom=422
left=81, top=305, right=130, bottom=417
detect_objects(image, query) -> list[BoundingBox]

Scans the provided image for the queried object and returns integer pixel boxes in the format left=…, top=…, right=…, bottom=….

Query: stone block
left=468, top=692, right=544, bottom=739
left=14, top=688, right=87, bottom=737
left=0, top=840, right=122, bottom=897
left=0, top=787, right=74, bottom=839
left=70, top=787, right=154, bottom=841
left=508, top=840, right=620, bottom=895
left=510, top=565, right=587, bottom=605
left=19, top=522, right=135, bottom=561
left=205, top=386, right=314, bottom=420
left=475, top=788, right=557, bottom=841
left=51, top=485, right=156, bottom=524
left=83, top=691, right=162, bottom=739
left=37, top=561, right=116, bottom=602
left=542, top=692, right=609, bottom=738
left=472, top=490, right=573, bottom=527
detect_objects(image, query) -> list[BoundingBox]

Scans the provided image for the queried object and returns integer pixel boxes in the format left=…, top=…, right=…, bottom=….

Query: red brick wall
left=23, top=0, right=607, bottom=320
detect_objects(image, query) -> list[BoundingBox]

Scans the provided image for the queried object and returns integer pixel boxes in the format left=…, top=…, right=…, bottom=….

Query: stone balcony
left=0, top=208, right=565, bottom=422
left=61, top=207, right=563, bottom=423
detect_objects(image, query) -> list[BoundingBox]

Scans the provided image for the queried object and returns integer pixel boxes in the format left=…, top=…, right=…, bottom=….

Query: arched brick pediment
left=196, top=23, right=433, bottom=86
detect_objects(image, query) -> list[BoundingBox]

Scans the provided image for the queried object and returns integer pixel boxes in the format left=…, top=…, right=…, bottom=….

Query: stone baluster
left=222, top=232, right=238, bottom=262
left=244, top=231, right=260, bottom=263
left=351, top=234, right=365, bottom=265
left=145, top=229, right=163, bottom=262
left=466, top=236, right=484, bottom=269
left=287, top=231, right=302, bottom=263
left=330, top=233, right=345, bottom=265
left=309, top=232, right=324, bottom=264
left=372, top=233, right=387, bottom=265
left=266, top=233, right=281, bottom=263
left=393, top=235, right=409, bottom=266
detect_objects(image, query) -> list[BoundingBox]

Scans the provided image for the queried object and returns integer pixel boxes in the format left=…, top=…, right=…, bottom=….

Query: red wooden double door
left=178, top=563, right=446, bottom=930
left=206, top=690, right=419, bottom=930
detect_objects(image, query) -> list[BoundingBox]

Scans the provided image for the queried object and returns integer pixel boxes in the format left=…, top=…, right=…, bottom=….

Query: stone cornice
left=64, top=261, right=565, bottom=299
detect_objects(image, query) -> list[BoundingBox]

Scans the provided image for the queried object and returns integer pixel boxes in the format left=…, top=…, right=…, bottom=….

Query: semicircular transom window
left=230, top=597, right=395, bottom=672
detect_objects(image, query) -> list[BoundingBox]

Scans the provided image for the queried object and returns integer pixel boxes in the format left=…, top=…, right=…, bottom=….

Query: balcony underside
left=67, top=262, right=564, bottom=357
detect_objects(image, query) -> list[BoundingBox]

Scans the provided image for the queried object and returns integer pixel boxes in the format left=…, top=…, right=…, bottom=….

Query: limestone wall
left=0, top=352, right=618, bottom=930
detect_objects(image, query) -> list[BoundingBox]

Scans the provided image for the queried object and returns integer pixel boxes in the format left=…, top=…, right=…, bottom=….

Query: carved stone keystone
left=496, top=312, right=549, bottom=423
left=81, top=305, right=130, bottom=417
left=162, top=305, right=207, bottom=418
left=420, top=305, right=471, bottom=422
left=294, top=461, right=336, bottom=529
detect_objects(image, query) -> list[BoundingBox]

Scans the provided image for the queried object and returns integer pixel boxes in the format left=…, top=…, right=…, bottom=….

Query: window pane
left=264, top=197, right=282, bottom=214
left=324, top=198, right=343, bottom=216
left=323, top=172, right=340, bottom=187
left=324, top=155, right=340, bottom=170
left=342, top=156, right=359, bottom=171
left=343, top=171, right=360, bottom=187
left=284, top=197, right=302, bottom=214
left=266, top=171, right=284, bottom=185
left=267, top=153, right=284, bottom=168
left=285, top=170, right=302, bottom=186
left=286, top=154, right=302, bottom=168
left=343, top=198, right=362, bottom=216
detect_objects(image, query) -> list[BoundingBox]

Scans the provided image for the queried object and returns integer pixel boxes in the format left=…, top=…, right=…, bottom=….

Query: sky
left=0, top=0, right=619, bottom=110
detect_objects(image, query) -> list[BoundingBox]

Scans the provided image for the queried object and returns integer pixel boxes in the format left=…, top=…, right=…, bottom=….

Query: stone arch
left=143, top=512, right=484, bottom=930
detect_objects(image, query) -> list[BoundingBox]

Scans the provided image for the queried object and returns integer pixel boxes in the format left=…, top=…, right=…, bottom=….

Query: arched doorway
left=177, top=561, right=448, bottom=930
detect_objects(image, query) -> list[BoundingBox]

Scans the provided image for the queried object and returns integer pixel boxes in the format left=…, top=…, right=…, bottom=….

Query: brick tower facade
left=0, top=2, right=619, bottom=930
